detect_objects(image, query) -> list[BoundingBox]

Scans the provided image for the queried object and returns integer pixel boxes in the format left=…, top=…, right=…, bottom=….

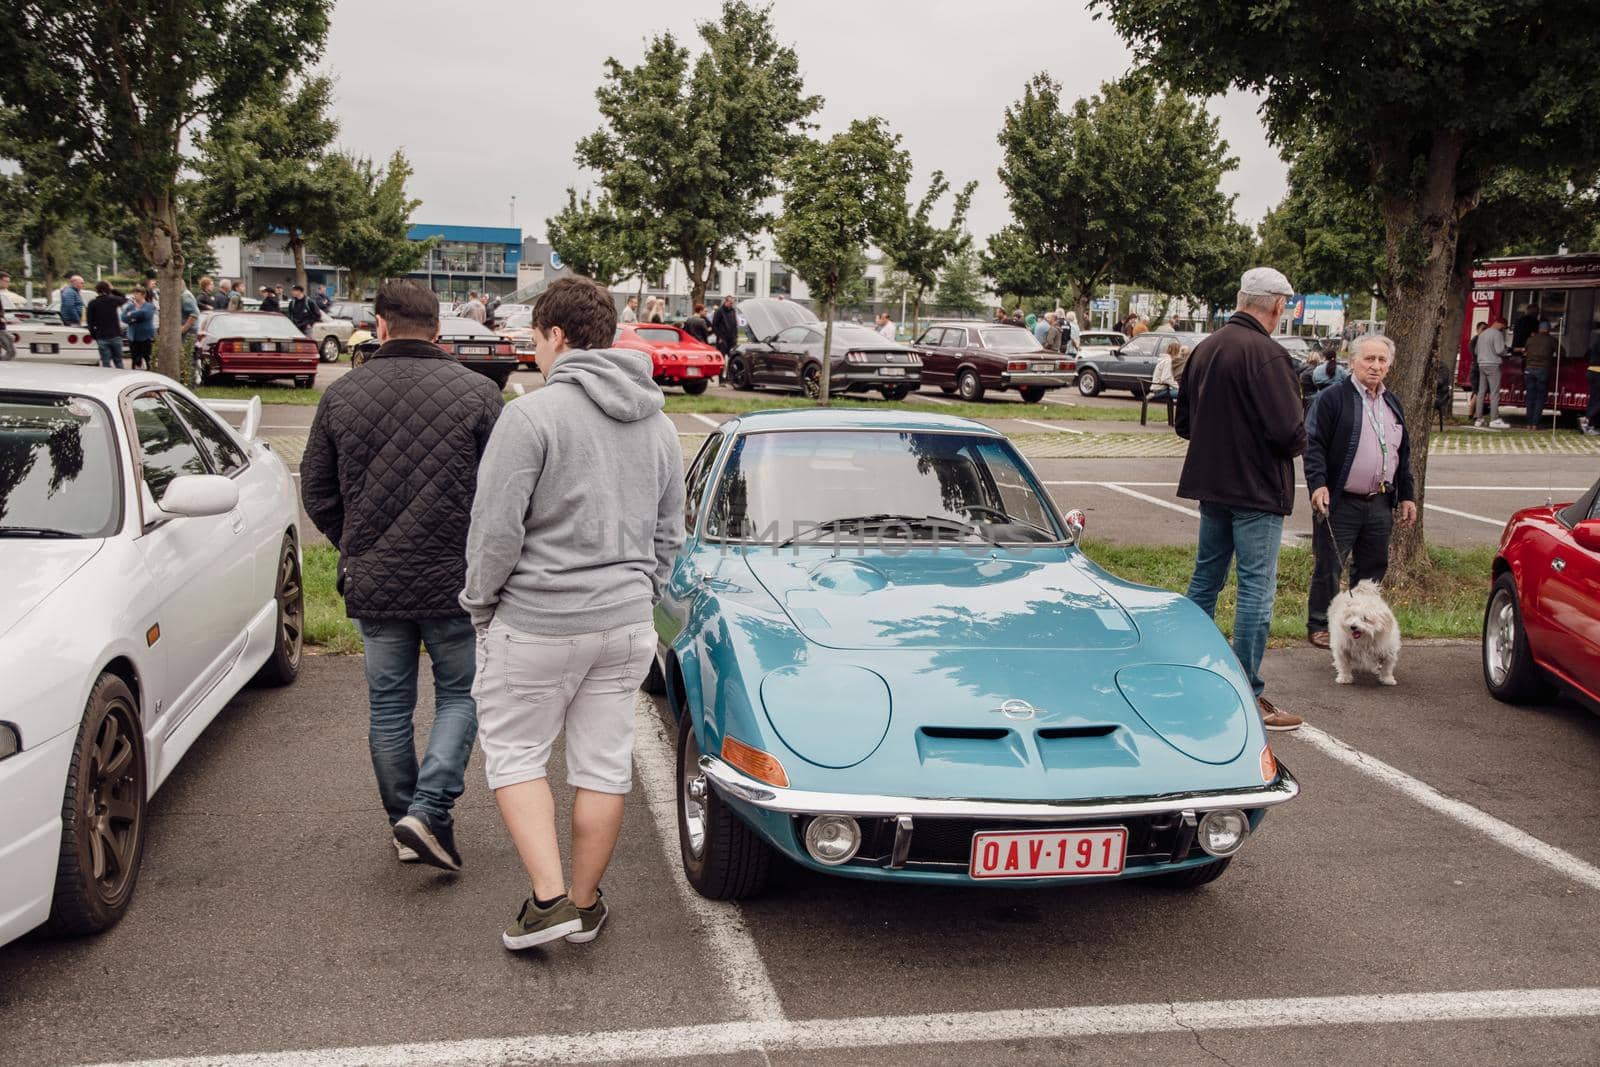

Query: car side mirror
left=156, top=474, right=239, bottom=519
left=1573, top=520, right=1600, bottom=553
left=1063, top=508, right=1086, bottom=545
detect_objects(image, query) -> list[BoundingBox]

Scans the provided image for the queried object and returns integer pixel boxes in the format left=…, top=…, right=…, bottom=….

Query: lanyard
left=1358, top=384, right=1390, bottom=480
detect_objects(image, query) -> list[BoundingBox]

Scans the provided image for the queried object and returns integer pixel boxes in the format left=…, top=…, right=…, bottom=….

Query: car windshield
left=979, top=328, right=1044, bottom=352
left=633, top=326, right=682, bottom=343
left=704, top=430, right=1062, bottom=545
left=438, top=317, right=496, bottom=338
left=205, top=314, right=307, bottom=340
left=0, top=392, right=119, bottom=538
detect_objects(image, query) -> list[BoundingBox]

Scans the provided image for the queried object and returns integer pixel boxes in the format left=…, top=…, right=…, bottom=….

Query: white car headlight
left=804, top=815, right=861, bottom=865
left=1197, top=809, right=1249, bottom=857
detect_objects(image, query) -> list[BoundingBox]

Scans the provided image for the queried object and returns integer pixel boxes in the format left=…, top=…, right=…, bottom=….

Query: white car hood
left=0, top=540, right=104, bottom=639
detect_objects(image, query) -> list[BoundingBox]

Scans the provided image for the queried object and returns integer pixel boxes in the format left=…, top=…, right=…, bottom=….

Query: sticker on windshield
left=65, top=399, right=96, bottom=419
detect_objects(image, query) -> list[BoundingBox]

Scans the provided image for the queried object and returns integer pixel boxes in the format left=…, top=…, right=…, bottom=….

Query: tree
left=981, top=224, right=1062, bottom=309
left=774, top=118, right=911, bottom=403
left=194, top=77, right=344, bottom=292
left=936, top=247, right=987, bottom=317
left=0, top=3, right=328, bottom=378
left=880, top=171, right=977, bottom=333
left=1094, top=0, right=1600, bottom=571
left=545, top=188, right=670, bottom=294
left=995, top=73, right=1238, bottom=323
left=311, top=152, right=432, bottom=298
left=575, top=1, right=820, bottom=306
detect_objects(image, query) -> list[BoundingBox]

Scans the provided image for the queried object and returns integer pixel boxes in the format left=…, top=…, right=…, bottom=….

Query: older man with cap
left=1175, top=267, right=1307, bottom=731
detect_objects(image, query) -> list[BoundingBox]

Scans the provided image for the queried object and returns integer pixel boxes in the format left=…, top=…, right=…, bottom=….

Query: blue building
left=406, top=224, right=522, bottom=302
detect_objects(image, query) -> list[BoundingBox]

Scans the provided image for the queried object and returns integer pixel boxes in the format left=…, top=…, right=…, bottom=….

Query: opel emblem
left=992, top=699, right=1039, bottom=721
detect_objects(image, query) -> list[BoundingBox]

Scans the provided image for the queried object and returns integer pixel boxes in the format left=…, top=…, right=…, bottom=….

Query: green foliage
left=774, top=117, right=912, bottom=400
left=992, top=73, right=1242, bottom=319
left=312, top=151, right=430, bottom=297
left=545, top=187, right=667, bottom=289
left=193, top=77, right=343, bottom=290
left=880, top=171, right=977, bottom=329
left=935, top=247, right=987, bottom=317
left=575, top=1, right=820, bottom=303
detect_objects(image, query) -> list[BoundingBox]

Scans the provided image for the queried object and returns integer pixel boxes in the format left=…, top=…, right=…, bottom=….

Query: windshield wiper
left=778, top=513, right=982, bottom=548
left=0, top=526, right=85, bottom=538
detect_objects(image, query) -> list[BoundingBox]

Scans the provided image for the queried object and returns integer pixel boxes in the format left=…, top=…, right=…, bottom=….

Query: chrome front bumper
left=698, top=755, right=1299, bottom=820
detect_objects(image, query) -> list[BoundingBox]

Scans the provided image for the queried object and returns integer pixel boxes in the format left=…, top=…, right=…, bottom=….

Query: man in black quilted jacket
left=301, top=279, right=503, bottom=872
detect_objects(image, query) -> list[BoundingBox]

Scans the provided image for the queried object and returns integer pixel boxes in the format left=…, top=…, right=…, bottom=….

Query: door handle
left=1552, top=557, right=1566, bottom=572
left=230, top=509, right=245, bottom=534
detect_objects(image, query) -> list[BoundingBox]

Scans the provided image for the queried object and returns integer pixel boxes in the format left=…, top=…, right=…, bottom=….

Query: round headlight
left=1197, top=809, right=1249, bottom=857
left=803, top=815, right=861, bottom=866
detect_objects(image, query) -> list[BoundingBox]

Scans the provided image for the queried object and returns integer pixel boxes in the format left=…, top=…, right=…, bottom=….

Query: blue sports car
left=647, top=409, right=1298, bottom=898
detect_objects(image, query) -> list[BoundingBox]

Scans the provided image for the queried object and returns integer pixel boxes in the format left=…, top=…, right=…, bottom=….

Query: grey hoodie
left=460, top=347, right=685, bottom=635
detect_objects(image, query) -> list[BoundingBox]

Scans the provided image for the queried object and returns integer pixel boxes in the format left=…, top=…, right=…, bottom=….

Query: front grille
left=901, top=814, right=1192, bottom=868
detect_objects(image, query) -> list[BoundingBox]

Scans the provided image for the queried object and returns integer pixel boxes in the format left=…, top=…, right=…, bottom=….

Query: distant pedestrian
left=1061, top=310, right=1080, bottom=354
left=1522, top=320, right=1557, bottom=427
left=1465, top=322, right=1486, bottom=413
left=1129, top=316, right=1149, bottom=338
left=1043, top=312, right=1062, bottom=353
left=1303, top=335, right=1417, bottom=649
left=58, top=274, right=86, bottom=325
left=274, top=283, right=286, bottom=306
left=286, top=284, right=319, bottom=334
left=0, top=270, right=12, bottom=361
left=227, top=282, right=244, bottom=312
left=299, top=279, right=504, bottom=872
left=86, top=280, right=127, bottom=368
left=462, top=291, right=487, bottom=324
left=180, top=286, right=200, bottom=338
left=259, top=286, right=280, bottom=313
left=1150, top=339, right=1182, bottom=402
left=1310, top=348, right=1349, bottom=392
left=877, top=312, right=897, bottom=341
left=1583, top=335, right=1600, bottom=437
left=1175, top=266, right=1306, bottom=732
left=621, top=296, right=639, bottom=323
left=196, top=276, right=216, bottom=310
left=314, top=283, right=333, bottom=314
left=121, top=288, right=157, bottom=369
left=1008, top=308, right=1026, bottom=328
left=684, top=302, right=710, bottom=344
left=711, top=294, right=739, bottom=356
left=460, top=275, right=683, bottom=950
left=1471, top=317, right=1509, bottom=429
left=1032, top=313, right=1050, bottom=346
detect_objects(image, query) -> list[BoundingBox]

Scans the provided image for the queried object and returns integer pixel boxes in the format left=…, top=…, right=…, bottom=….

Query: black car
left=726, top=299, right=921, bottom=400
left=1074, top=330, right=1208, bottom=397
left=351, top=315, right=519, bottom=387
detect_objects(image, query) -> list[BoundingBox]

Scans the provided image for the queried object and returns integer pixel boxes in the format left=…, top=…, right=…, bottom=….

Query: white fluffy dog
left=1327, top=579, right=1401, bottom=685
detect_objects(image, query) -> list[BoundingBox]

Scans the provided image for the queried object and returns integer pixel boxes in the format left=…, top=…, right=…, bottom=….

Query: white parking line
left=630, top=699, right=786, bottom=1022
left=1088, top=483, right=1299, bottom=548
left=85, top=987, right=1600, bottom=1066
left=1296, top=726, right=1600, bottom=892
left=685, top=413, right=723, bottom=430
left=1013, top=417, right=1083, bottom=435
left=1040, top=395, right=1077, bottom=407
left=916, top=393, right=955, bottom=406
left=1424, top=502, right=1507, bottom=527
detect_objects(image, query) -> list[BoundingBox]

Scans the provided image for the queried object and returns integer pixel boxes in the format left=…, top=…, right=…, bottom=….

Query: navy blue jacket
left=58, top=285, right=85, bottom=324
left=1303, top=379, right=1415, bottom=512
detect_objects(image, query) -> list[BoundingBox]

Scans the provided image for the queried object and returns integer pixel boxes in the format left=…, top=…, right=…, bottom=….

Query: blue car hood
left=742, top=549, right=1138, bottom=651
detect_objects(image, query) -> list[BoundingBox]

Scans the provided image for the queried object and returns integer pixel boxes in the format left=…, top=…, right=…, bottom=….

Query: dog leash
left=1315, top=502, right=1355, bottom=586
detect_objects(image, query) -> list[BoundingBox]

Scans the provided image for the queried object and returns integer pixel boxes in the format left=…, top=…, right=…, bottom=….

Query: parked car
left=307, top=307, right=364, bottom=364
left=910, top=321, right=1074, bottom=402
left=1078, top=330, right=1127, bottom=355
left=191, top=311, right=319, bottom=389
left=1074, top=331, right=1207, bottom=398
left=724, top=300, right=920, bottom=400
left=1482, top=472, right=1600, bottom=709
left=329, top=303, right=377, bottom=352
left=7, top=320, right=100, bottom=365
left=0, top=365, right=303, bottom=947
left=613, top=322, right=726, bottom=395
left=352, top=315, right=519, bottom=387
left=648, top=408, right=1298, bottom=899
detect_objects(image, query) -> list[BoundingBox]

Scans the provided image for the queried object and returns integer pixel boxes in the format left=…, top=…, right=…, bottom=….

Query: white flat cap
left=1240, top=266, right=1294, bottom=296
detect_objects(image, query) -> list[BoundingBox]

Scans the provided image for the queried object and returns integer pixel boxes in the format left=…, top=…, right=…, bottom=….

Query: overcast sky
left=320, top=0, right=1286, bottom=243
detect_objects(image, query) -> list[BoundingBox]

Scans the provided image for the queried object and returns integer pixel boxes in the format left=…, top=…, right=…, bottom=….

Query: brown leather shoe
left=1307, top=631, right=1331, bottom=649
left=1258, top=697, right=1303, bottom=732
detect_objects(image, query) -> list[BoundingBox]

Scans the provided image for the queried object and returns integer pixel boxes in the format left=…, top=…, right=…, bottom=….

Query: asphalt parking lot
left=3, top=642, right=1599, bottom=1066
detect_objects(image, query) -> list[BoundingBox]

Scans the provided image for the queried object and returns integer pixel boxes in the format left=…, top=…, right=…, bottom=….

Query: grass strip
left=195, top=384, right=323, bottom=406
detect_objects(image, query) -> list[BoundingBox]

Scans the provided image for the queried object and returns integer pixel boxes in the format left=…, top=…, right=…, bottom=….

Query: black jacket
left=1175, top=312, right=1306, bottom=515
left=286, top=295, right=318, bottom=330
left=1303, top=378, right=1414, bottom=513
left=300, top=339, right=504, bottom=619
left=259, top=294, right=280, bottom=313
left=711, top=304, right=739, bottom=352
left=683, top=314, right=710, bottom=343
left=86, top=293, right=126, bottom=341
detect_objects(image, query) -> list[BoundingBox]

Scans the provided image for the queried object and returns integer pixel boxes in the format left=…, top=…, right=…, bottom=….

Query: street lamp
left=510, top=195, right=516, bottom=227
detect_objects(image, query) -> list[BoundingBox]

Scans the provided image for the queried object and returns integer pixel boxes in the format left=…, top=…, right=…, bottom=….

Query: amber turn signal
left=722, top=735, right=789, bottom=788
left=1260, top=746, right=1277, bottom=782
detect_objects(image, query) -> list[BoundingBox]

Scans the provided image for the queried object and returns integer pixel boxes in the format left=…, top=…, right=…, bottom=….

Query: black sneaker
left=566, top=889, right=608, bottom=944
left=393, top=812, right=462, bottom=871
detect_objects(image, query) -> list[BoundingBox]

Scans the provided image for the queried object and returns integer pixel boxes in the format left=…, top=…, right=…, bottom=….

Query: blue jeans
left=1525, top=367, right=1550, bottom=426
left=96, top=338, right=124, bottom=368
left=355, top=616, right=479, bottom=828
left=1186, top=503, right=1284, bottom=699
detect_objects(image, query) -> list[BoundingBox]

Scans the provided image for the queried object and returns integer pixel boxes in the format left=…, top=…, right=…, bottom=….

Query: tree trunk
left=1071, top=281, right=1093, bottom=329
left=290, top=232, right=309, bottom=292
left=910, top=293, right=922, bottom=335
left=140, top=193, right=186, bottom=381
left=1376, top=131, right=1469, bottom=578
left=818, top=302, right=834, bottom=406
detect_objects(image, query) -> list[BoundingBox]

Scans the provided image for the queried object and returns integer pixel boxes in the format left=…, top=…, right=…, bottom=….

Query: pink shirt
left=1344, top=378, right=1403, bottom=495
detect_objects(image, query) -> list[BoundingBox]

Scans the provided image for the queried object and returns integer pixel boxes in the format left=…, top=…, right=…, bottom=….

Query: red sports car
left=191, top=311, right=319, bottom=389
left=613, top=323, right=724, bottom=395
left=1483, top=474, right=1600, bottom=708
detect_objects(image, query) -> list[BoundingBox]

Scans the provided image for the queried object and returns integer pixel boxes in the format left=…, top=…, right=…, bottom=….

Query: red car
left=191, top=311, right=319, bottom=389
left=613, top=323, right=724, bottom=395
left=1484, top=474, right=1600, bottom=708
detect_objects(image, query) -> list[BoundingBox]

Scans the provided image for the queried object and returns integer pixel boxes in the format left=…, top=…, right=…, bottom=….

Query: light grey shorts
left=473, top=617, right=656, bottom=794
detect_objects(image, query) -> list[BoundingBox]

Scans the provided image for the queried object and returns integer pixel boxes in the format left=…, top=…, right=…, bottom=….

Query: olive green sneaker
left=502, top=896, right=582, bottom=951
left=565, top=890, right=608, bottom=944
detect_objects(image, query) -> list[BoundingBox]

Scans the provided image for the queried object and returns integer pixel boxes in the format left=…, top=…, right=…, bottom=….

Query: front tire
left=49, top=673, right=147, bottom=936
left=1077, top=368, right=1102, bottom=396
left=678, top=719, right=772, bottom=900
left=1149, top=857, right=1231, bottom=890
left=1483, top=572, right=1545, bottom=703
left=255, top=534, right=304, bottom=687
left=801, top=362, right=823, bottom=400
left=681, top=379, right=709, bottom=396
left=318, top=336, right=341, bottom=363
left=957, top=368, right=984, bottom=402
left=726, top=354, right=754, bottom=391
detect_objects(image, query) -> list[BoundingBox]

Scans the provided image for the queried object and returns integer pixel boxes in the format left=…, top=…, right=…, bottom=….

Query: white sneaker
left=1471, top=418, right=1486, bottom=429
left=1581, top=416, right=1591, bottom=431
left=1488, top=419, right=1510, bottom=429
left=1584, top=427, right=1599, bottom=437
left=394, top=837, right=420, bottom=863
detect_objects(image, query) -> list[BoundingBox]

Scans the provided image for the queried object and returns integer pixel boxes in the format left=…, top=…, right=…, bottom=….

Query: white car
left=7, top=320, right=100, bottom=365
left=0, top=365, right=303, bottom=948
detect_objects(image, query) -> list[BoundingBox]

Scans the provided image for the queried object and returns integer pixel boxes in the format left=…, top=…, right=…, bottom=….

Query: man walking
left=461, top=291, right=486, bottom=324
left=1472, top=316, right=1509, bottom=429
left=314, top=283, right=333, bottom=315
left=1303, top=335, right=1417, bottom=649
left=461, top=276, right=683, bottom=950
left=300, top=280, right=504, bottom=871
left=1175, top=267, right=1306, bottom=731
left=711, top=294, right=739, bottom=357
left=1522, top=320, right=1557, bottom=427
left=286, top=284, right=319, bottom=335
left=121, top=287, right=157, bottom=369
left=621, top=295, right=639, bottom=323
left=58, top=275, right=86, bottom=325
left=86, top=281, right=127, bottom=368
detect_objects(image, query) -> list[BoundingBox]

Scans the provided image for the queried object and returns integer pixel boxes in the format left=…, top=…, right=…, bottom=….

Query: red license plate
left=969, top=827, right=1126, bottom=879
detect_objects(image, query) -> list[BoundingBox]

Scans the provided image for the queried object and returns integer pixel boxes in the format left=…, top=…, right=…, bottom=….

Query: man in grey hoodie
left=461, top=276, right=684, bottom=951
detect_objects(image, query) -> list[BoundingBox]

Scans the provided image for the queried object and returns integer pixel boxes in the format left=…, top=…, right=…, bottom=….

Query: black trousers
left=1308, top=493, right=1394, bottom=633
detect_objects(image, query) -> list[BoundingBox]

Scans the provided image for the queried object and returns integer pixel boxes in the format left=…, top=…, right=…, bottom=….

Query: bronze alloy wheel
left=256, top=535, right=304, bottom=686
left=801, top=363, right=822, bottom=399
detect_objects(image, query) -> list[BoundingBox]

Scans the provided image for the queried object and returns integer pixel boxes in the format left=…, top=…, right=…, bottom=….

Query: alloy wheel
left=802, top=365, right=822, bottom=399
left=1485, top=588, right=1516, bottom=687
left=85, top=702, right=143, bottom=899
left=277, top=541, right=304, bottom=672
